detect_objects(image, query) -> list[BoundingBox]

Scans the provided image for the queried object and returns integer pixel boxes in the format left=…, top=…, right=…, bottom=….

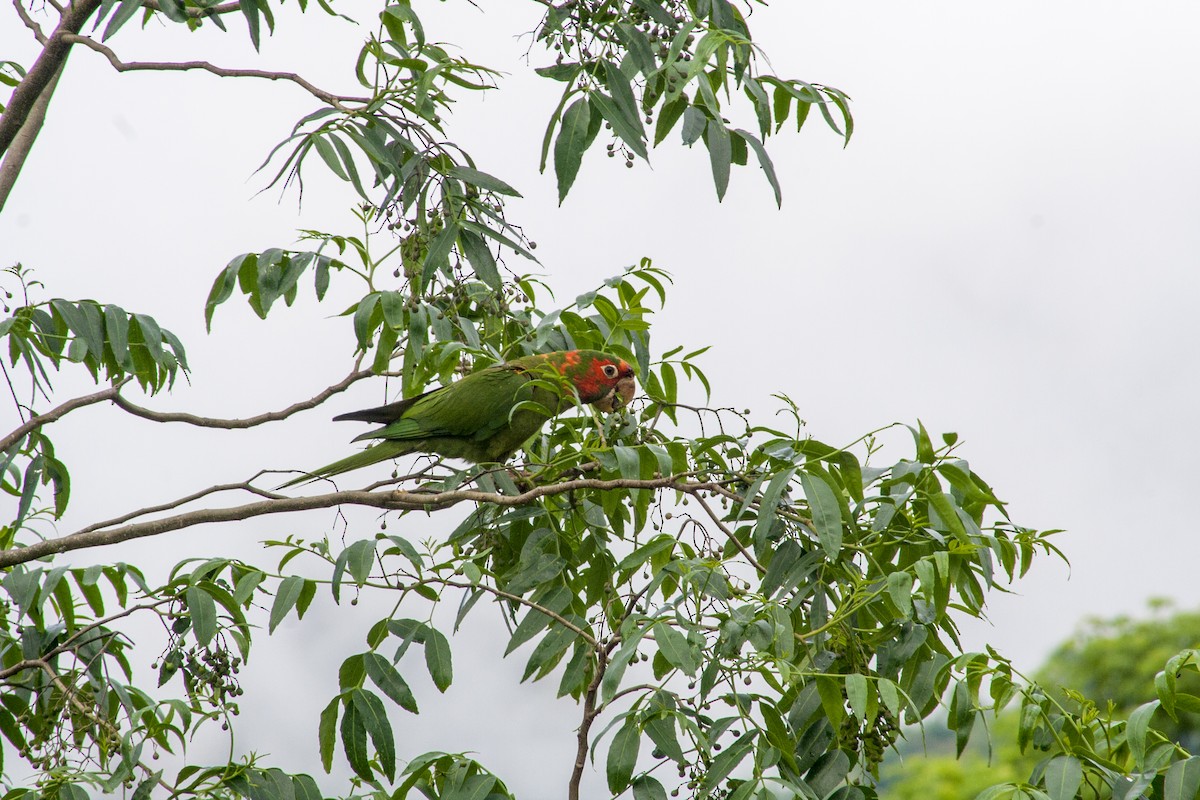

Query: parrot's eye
left=602, top=364, right=619, bottom=379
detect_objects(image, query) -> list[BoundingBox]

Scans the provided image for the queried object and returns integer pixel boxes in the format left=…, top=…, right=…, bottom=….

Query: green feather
left=279, top=350, right=631, bottom=488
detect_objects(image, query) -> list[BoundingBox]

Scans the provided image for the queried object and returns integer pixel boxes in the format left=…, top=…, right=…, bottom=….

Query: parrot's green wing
left=343, top=362, right=562, bottom=462
left=280, top=350, right=633, bottom=488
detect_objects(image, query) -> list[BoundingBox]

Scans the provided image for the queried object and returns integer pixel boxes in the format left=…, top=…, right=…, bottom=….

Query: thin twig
left=60, top=33, right=367, bottom=111
left=0, top=476, right=712, bottom=568
left=441, top=578, right=598, bottom=648
left=693, top=493, right=767, bottom=575
left=110, top=367, right=375, bottom=429
left=0, top=381, right=126, bottom=453
left=72, top=482, right=281, bottom=535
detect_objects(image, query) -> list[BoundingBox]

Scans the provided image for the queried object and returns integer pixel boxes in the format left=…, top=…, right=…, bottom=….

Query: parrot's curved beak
left=615, top=375, right=636, bottom=409
left=590, top=375, right=636, bottom=413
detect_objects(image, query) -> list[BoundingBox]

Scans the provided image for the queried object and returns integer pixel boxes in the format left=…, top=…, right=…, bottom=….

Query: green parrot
left=280, top=350, right=636, bottom=487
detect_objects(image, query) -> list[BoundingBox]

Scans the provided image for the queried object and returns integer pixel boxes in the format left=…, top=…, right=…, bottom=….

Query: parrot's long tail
left=277, top=440, right=413, bottom=489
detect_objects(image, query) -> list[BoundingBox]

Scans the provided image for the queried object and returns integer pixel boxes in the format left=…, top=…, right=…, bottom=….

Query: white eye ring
left=602, top=364, right=619, bottom=378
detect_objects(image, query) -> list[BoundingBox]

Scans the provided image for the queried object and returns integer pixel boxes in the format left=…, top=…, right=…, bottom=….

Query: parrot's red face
left=556, top=351, right=637, bottom=412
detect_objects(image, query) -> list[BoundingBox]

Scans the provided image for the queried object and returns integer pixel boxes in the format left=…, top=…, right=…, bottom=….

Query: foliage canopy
left=2, top=2, right=1198, bottom=800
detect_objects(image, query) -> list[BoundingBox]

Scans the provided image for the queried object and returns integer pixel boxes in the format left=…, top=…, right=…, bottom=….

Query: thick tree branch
left=60, top=33, right=366, bottom=110
left=0, top=56, right=63, bottom=211
left=111, top=367, right=375, bottom=428
left=0, top=382, right=125, bottom=453
left=0, top=476, right=708, bottom=568
left=0, top=0, right=101, bottom=157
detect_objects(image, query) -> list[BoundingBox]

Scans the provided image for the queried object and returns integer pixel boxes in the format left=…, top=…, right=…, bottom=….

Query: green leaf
left=554, top=97, right=593, bottom=203
left=644, top=714, right=684, bottom=763
left=703, top=121, right=731, bottom=200
left=591, top=91, right=648, bottom=160
left=1127, top=700, right=1159, bottom=769
left=733, top=128, right=782, bottom=207
left=424, top=628, right=453, bottom=692
left=948, top=680, right=974, bottom=756
left=701, top=730, right=756, bottom=792
left=343, top=539, right=376, bottom=586
left=318, top=697, right=338, bottom=773
left=617, top=535, right=675, bottom=573
left=927, top=490, right=971, bottom=543
left=1164, top=756, right=1200, bottom=800
left=845, top=673, right=868, bottom=721
left=535, top=63, right=581, bottom=82
left=886, top=571, right=913, bottom=618
left=240, top=0, right=261, bottom=49
left=446, top=165, right=522, bottom=197
left=420, top=221, right=459, bottom=289
left=801, top=470, right=843, bottom=559
left=616, top=23, right=657, bottom=78
left=102, top=0, right=144, bottom=40
left=505, top=585, right=572, bottom=655
left=681, top=106, right=706, bottom=146
left=186, top=586, right=217, bottom=646
left=103, top=304, right=132, bottom=370
left=269, top=575, right=304, bottom=633
left=291, top=775, right=321, bottom=800
left=632, top=776, right=668, bottom=800
left=351, top=688, right=396, bottom=781
left=752, top=467, right=794, bottom=547
left=655, top=620, right=700, bottom=676
left=459, top=229, right=502, bottom=291
left=339, top=694, right=371, bottom=780
left=606, top=719, right=640, bottom=794
left=603, top=60, right=642, bottom=138
left=1041, top=755, right=1082, bottom=800
left=601, top=623, right=651, bottom=702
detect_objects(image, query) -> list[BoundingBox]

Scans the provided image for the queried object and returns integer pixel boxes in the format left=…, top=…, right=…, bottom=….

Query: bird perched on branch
left=280, top=350, right=637, bottom=487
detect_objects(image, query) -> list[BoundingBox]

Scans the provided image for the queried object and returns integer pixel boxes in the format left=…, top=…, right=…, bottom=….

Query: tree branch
left=110, top=366, right=375, bottom=428
left=72, top=480, right=281, bottom=535
left=440, top=578, right=598, bottom=648
left=569, top=645, right=607, bottom=800
left=12, top=0, right=48, bottom=44
left=0, top=54, right=63, bottom=211
left=0, top=382, right=125, bottom=453
left=0, top=476, right=710, bottom=568
left=60, top=33, right=367, bottom=110
left=0, top=0, right=101, bottom=157
left=693, top=493, right=766, bottom=575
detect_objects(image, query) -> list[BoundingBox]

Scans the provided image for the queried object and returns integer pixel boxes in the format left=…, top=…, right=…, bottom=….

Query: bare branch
left=12, top=0, right=48, bottom=44
left=72, top=480, right=282, bottom=535
left=60, top=33, right=367, bottom=110
left=111, top=367, right=375, bottom=429
left=0, top=476, right=711, bottom=568
left=0, top=382, right=125, bottom=453
left=0, top=0, right=101, bottom=157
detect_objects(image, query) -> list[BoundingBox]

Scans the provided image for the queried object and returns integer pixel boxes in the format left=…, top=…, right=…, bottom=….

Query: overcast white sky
left=3, top=1, right=1200, bottom=795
